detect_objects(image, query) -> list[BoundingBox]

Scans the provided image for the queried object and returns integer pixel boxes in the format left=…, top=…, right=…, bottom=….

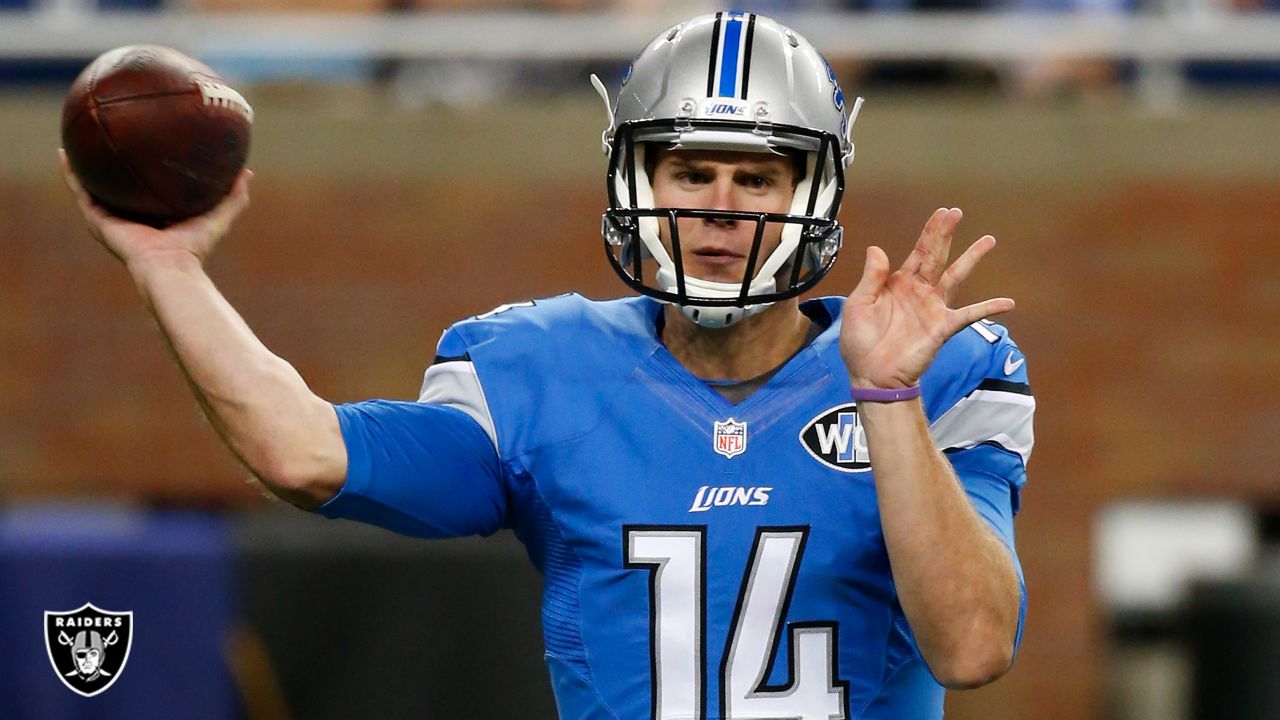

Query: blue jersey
left=318, top=294, right=1034, bottom=720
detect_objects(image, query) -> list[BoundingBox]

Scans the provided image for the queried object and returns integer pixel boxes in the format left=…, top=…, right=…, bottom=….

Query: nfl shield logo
left=713, top=418, right=748, bottom=459
left=45, top=603, right=133, bottom=697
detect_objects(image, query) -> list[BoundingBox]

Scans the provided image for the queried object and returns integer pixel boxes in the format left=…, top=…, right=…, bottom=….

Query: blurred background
left=2, top=1, right=1279, bottom=719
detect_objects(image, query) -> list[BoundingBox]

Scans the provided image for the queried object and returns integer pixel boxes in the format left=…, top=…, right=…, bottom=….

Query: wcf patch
left=799, top=403, right=871, bottom=472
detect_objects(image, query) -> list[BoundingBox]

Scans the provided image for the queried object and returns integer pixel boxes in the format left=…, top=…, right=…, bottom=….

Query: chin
left=685, top=260, right=747, bottom=284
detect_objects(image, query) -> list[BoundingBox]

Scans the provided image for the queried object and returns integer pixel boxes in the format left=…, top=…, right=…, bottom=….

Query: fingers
left=901, top=207, right=961, bottom=284
left=58, top=148, right=78, bottom=193
left=59, top=149, right=118, bottom=246
left=849, top=245, right=891, bottom=302
left=939, top=234, right=996, bottom=303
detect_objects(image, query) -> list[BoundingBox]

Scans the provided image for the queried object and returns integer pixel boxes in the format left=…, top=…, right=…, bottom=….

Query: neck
left=661, top=299, right=812, bottom=381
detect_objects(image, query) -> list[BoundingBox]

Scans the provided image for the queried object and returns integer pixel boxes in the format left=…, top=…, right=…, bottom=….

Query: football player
left=62, top=12, right=1034, bottom=719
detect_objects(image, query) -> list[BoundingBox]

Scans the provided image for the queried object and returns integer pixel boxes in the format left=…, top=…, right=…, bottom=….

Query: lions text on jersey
left=318, top=294, right=1034, bottom=720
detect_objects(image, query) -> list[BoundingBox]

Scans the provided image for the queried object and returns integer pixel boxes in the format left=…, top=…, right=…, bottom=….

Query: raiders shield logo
left=45, top=603, right=133, bottom=697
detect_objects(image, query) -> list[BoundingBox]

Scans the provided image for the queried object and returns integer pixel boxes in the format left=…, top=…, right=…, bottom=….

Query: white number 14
left=625, top=526, right=847, bottom=720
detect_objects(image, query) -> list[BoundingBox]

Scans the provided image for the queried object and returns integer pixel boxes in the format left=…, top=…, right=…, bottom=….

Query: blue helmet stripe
left=717, top=13, right=744, bottom=98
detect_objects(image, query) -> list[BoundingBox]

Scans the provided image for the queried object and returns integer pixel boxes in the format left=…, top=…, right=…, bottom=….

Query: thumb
left=849, top=245, right=890, bottom=303
left=171, top=168, right=252, bottom=238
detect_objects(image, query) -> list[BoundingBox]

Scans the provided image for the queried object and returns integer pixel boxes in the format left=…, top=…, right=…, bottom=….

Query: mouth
left=689, top=248, right=745, bottom=266
left=684, top=249, right=751, bottom=284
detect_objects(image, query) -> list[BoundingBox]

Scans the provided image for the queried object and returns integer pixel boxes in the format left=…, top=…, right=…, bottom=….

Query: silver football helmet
left=595, top=12, right=862, bottom=328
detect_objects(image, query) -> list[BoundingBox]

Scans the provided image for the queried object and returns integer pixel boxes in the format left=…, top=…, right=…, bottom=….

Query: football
left=61, top=45, right=253, bottom=226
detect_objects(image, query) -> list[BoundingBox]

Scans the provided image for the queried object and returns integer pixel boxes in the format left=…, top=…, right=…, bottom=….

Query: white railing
left=2, top=8, right=1279, bottom=61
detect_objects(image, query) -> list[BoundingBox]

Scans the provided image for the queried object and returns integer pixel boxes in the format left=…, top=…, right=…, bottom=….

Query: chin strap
left=589, top=73, right=614, bottom=156
left=677, top=302, right=769, bottom=329
left=844, top=96, right=864, bottom=166
left=655, top=265, right=776, bottom=328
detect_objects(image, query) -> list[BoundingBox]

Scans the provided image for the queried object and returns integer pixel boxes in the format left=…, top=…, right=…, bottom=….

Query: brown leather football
left=61, top=45, right=253, bottom=226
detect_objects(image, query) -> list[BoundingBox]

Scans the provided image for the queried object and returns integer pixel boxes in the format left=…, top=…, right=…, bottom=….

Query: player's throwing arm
left=60, top=87, right=346, bottom=509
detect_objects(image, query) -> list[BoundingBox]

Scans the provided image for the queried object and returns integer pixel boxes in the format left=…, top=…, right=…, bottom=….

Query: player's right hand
left=59, top=148, right=251, bottom=271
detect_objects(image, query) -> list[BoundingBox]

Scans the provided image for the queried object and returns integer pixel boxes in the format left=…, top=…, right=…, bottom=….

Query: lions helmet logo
left=44, top=603, right=133, bottom=697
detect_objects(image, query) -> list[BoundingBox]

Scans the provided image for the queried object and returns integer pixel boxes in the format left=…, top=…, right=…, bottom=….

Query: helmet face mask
left=597, top=12, right=859, bottom=328
left=603, top=120, right=845, bottom=316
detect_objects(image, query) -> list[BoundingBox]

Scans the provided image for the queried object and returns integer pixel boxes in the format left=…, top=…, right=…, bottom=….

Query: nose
left=703, top=175, right=740, bottom=227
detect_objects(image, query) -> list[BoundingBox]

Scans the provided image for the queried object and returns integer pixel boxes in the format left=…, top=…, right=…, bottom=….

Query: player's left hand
left=840, top=207, right=1014, bottom=390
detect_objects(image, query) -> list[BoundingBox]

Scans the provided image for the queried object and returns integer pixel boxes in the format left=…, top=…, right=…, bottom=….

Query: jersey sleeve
left=313, top=323, right=509, bottom=538
left=314, top=400, right=507, bottom=538
left=417, top=324, right=499, bottom=449
left=927, top=322, right=1035, bottom=521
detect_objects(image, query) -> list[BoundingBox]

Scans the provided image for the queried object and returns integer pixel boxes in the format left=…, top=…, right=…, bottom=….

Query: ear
left=790, top=150, right=806, bottom=187
left=644, top=143, right=664, bottom=180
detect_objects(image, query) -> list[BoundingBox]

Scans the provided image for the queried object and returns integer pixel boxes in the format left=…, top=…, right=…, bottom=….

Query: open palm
left=840, top=208, right=1014, bottom=389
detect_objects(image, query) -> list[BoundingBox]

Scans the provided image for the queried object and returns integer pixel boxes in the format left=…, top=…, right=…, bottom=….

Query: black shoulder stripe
left=739, top=14, right=756, bottom=99
left=432, top=353, right=472, bottom=365
left=976, top=378, right=1032, bottom=395
left=706, top=12, right=723, bottom=97
left=943, top=440, right=1024, bottom=458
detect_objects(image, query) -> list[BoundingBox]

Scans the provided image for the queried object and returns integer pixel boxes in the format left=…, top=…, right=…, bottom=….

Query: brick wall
left=4, top=89, right=1279, bottom=719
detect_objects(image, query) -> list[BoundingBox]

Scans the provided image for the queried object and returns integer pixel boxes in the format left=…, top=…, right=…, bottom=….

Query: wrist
left=127, top=248, right=207, bottom=301
left=850, top=376, right=909, bottom=390
left=850, top=383, right=921, bottom=403
left=127, top=247, right=204, bottom=278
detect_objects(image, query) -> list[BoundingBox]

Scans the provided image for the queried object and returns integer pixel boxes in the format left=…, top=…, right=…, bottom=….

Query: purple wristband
left=850, top=384, right=922, bottom=403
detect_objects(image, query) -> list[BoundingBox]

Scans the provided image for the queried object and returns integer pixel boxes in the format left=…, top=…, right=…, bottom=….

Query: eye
left=743, top=174, right=772, bottom=189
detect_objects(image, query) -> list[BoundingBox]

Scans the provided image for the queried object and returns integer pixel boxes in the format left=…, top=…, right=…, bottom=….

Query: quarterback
left=63, top=12, right=1034, bottom=719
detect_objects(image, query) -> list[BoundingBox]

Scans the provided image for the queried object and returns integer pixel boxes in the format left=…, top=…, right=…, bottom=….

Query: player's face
left=650, top=148, right=796, bottom=284
left=76, top=648, right=101, bottom=674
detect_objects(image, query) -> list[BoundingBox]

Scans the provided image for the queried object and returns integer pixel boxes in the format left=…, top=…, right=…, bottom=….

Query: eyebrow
left=666, top=156, right=787, bottom=176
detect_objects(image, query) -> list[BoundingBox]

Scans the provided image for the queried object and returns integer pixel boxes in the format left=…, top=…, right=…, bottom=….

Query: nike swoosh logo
left=1004, top=352, right=1025, bottom=376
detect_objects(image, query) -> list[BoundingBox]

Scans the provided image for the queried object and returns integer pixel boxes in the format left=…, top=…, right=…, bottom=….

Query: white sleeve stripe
left=970, top=321, right=1001, bottom=344
left=930, top=389, right=1035, bottom=464
left=418, top=361, right=498, bottom=451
